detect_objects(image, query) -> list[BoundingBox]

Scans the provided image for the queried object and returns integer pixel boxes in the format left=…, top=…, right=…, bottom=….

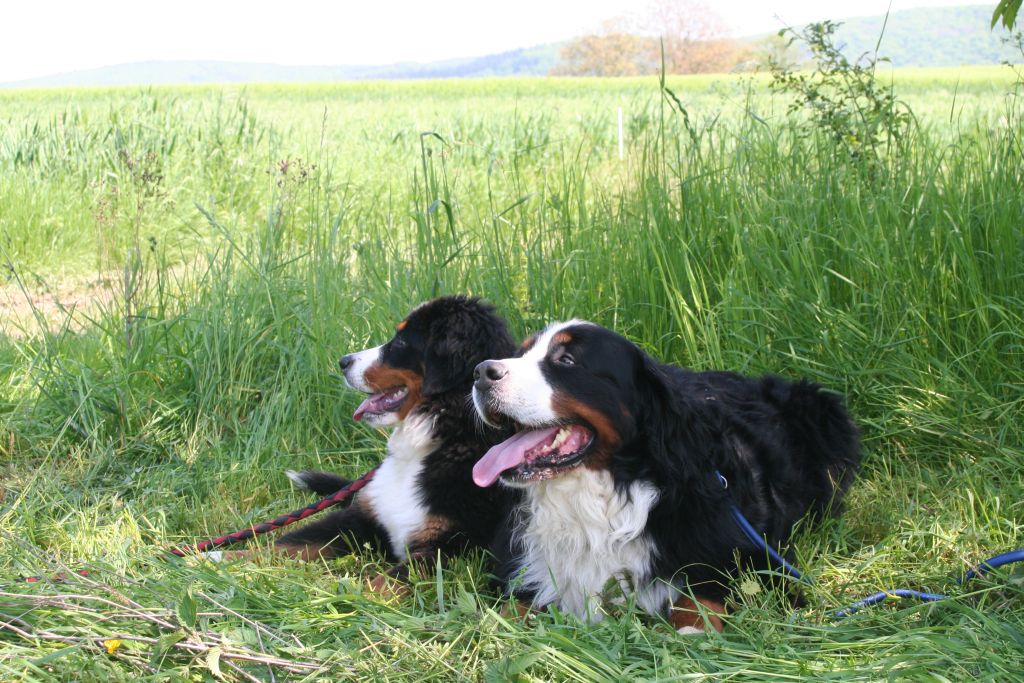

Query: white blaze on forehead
left=520, top=320, right=590, bottom=359
left=475, top=320, right=596, bottom=427
left=343, top=344, right=382, bottom=393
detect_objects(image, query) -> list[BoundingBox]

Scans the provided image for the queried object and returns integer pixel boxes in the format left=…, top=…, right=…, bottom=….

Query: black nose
left=339, top=355, right=354, bottom=371
left=473, top=360, right=508, bottom=389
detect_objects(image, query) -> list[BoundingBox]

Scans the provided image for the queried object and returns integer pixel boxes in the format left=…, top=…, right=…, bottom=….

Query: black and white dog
left=278, top=296, right=516, bottom=579
left=471, top=320, right=860, bottom=631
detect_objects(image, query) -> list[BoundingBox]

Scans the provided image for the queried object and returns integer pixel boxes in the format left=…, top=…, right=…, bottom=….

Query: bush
left=769, top=21, right=911, bottom=160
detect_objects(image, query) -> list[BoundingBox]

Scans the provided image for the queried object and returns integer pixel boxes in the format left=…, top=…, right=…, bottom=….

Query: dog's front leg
left=276, top=498, right=388, bottom=561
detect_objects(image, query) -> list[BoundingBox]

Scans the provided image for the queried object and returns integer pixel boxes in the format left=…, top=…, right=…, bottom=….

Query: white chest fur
left=360, top=414, right=437, bottom=560
left=513, top=468, right=671, bottom=620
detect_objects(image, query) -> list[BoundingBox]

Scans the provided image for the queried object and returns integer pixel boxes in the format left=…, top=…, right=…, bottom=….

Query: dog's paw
left=676, top=626, right=707, bottom=636
left=364, top=573, right=411, bottom=601
left=499, top=599, right=535, bottom=621
left=198, top=550, right=250, bottom=562
left=669, top=595, right=725, bottom=633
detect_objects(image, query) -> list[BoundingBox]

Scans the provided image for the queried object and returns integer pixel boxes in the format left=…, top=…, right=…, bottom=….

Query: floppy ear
left=632, top=353, right=675, bottom=461
left=421, top=301, right=515, bottom=397
left=632, top=351, right=722, bottom=487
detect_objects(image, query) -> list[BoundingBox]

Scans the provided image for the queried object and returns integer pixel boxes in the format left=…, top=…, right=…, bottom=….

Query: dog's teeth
left=550, top=427, right=570, bottom=449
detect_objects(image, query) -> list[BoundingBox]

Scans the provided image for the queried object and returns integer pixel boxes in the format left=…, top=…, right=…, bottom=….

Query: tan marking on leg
left=365, top=572, right=411, bottom=600
left=669, top=595, right=726, bottom=633
left=500, top=599, right=535, bottom=619
left=407, top=514, right=453, bottom=552
left=274, top=542, right=339, bottom=561
left=206, top=546, right=331, bottom=563
left=365, top=553, right=437, bottom=601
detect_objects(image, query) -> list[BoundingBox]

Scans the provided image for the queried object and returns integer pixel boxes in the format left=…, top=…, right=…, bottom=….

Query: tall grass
left=1, top=69, right=1022, bottom=680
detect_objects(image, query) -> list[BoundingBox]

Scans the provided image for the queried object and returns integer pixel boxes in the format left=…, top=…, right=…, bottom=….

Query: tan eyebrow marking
left=521, top=334, right=537, bottom=351
left=396, top=320, right=408, bottom=331
left=552, top=332, right=573, bottom=345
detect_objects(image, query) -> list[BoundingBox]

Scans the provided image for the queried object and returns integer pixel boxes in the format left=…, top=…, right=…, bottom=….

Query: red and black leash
left=169, top=466, right=378, bottom=556
left=19, top=467, right=378, bottom=582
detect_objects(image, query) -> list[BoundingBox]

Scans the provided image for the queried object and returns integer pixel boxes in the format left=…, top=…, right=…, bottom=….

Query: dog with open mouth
left=471, top=320, right=860, bottom=632
left=277, top=296, right=516, bottom=580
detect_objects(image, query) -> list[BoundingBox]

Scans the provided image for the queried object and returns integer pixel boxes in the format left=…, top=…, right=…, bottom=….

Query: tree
left=634, top=0, right=743, bottom=74
left=992, top=0, right=1021, bottom=29
left=551, top=0, right=745, bottom=77
left=551, top=20, right=654, bottom=76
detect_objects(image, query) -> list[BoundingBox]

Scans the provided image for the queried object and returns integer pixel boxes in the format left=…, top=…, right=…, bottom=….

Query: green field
left=1, top=66, right=1022, bottom=680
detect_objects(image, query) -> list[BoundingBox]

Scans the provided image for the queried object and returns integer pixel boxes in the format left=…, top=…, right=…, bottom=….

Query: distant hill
left=828, top=4, right=1018, bottom=67
left=1, top=5, right=1016, bottom=88
left=1, top=44, right=563, bottom=89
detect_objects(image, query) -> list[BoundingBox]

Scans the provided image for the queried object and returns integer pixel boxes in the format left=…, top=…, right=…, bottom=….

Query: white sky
left=1, top=0, right=995, bottom=82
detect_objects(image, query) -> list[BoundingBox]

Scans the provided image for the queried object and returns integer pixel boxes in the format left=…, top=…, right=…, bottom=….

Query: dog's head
left=471, top=320, right=663, bottom=487
left=342, top=296, right=515, bottom=427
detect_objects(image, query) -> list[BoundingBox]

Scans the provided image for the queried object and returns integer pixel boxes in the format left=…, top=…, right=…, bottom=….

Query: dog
left=277, top=296, right=516, bottom=582
left=471, top=320, right=860, bottom=632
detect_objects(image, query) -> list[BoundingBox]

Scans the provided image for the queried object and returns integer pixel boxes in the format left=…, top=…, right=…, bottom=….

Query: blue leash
left=715, top=471, right=1024, bottom=619
left=834, top=550, right=1024, bottom=617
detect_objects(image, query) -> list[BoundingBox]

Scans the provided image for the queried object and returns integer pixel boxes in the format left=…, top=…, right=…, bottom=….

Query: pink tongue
left=353, top=393, right=386, bottom=421
left=472, top=426, right=560, bottom=487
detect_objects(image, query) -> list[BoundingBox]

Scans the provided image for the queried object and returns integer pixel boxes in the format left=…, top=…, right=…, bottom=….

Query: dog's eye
left=391, top=337, right=407, bottom=350
left=555, top=352, right=576, bottom=366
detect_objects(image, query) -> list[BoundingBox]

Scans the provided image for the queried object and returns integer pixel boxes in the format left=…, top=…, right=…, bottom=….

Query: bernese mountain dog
left=277, top=296, right=516, bottom=580
left=471, top=320, right=860, bottom=632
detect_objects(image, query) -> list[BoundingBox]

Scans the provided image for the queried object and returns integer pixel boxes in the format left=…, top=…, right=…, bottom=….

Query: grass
left=1, top=66, right=1022, bottom=680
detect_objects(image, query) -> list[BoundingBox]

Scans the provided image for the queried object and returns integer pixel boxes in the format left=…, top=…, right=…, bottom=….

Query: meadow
left=0, top=65, right=1022, bottom=680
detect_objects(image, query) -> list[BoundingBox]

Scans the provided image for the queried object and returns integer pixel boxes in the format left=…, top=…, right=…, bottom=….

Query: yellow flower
left=103, top=639, right=123, bottom=654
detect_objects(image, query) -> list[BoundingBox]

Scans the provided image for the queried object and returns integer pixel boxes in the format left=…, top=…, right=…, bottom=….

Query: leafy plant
left=1005, top=30, right=1024, bottom=89
left=992, top=0, right=1021, bottom=30
left=769, top=20, right=911, bottom=160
